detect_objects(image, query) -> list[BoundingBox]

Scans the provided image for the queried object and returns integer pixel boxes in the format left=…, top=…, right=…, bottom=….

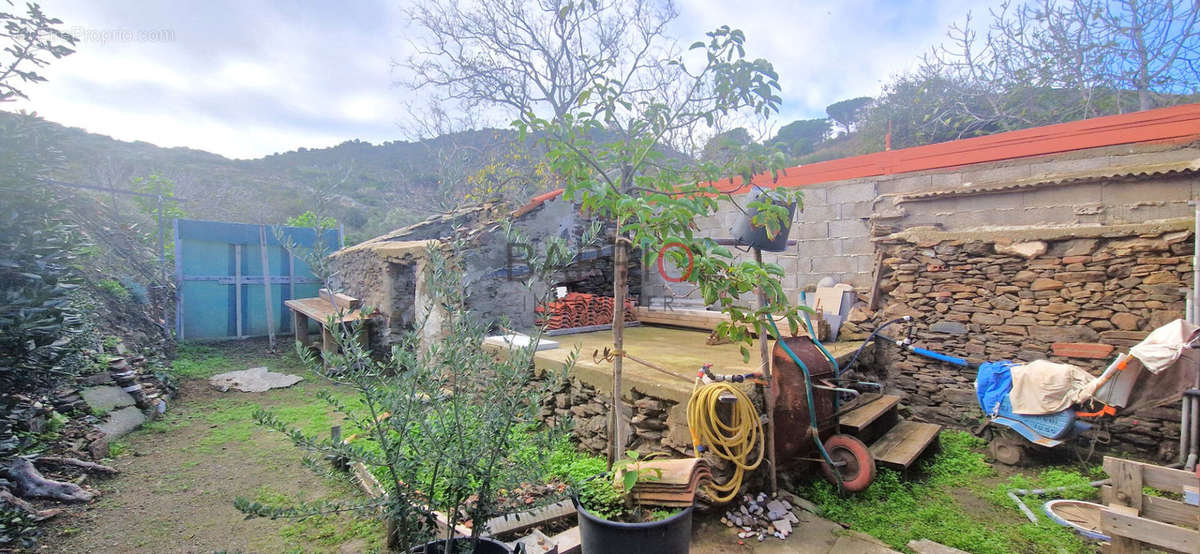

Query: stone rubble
left=718, top=492, right=803, bottom=542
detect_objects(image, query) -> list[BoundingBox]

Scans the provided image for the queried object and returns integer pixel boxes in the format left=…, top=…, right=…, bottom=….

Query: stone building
left=645, top=102, right=1200, bottom=459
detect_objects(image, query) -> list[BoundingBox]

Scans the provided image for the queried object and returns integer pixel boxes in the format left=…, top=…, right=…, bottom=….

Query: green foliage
left=96, top=278, right=131, bottom=301
left=799, top=431, right=1091, bottom=553
left=520, top=25, right=807, bottom=361
left=285, top=210, right=338, bottom=230
left=0, top=113, right=86, bottom=456
left=130, top=174, right=185, bottom=260
left=238, top=225, right=598, bottom=548
left=825, top=96, right=871, bottom=134
left=768, top=118, right=830, bottom=157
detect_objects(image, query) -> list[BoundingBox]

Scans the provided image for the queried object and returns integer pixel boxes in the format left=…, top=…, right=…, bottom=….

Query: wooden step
left=838, top=394, right=900, bottom=433
left=870, top=421, right=941, bottom=470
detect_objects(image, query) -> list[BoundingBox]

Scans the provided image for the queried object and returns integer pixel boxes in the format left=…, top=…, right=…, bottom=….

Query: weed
left=107, top=441, right=129, bottom=457
left=798, top=431, right=1095, bottom=554
left=96, top=279, right=131, bottom=301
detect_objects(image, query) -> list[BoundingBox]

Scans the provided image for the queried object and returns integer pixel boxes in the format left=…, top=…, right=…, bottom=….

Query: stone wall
left=874, top=219, right=1194, bottom=460
left=539, top=378, right=682, bottom=457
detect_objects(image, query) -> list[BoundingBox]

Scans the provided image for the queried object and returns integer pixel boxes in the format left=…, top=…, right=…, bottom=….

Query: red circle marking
left=656, top=242, right=694, bottom=283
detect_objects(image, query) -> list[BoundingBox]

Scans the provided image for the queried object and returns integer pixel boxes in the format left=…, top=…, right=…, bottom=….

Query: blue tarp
left=975, top=360, right=1016, bottom=415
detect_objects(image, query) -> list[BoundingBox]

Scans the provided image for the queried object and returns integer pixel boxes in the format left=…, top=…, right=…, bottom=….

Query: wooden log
left=34, top=456, right=117, bottom=475
left=0, top=488, right=62, bottom=521
left=319, top=288, right=362, bottom=310
left=1, top=457, right=93, bottom=502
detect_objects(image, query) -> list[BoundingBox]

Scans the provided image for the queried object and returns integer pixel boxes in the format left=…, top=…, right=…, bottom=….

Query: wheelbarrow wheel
left=820, top=434, right=875, bottom=492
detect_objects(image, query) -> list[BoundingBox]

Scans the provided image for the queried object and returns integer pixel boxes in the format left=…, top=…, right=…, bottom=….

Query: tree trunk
left=609, top=236, right=628, bottom=467
left=753, top=248, right=778, bottom=495
left=1, top=458, right=94, bottom=502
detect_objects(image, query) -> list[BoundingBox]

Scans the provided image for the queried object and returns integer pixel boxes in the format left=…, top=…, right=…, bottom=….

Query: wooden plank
left=319, top=287, right=362, bottom=310
left=1108, top=456, right=1144, bottom=512
left=285, top=297, right=362, bottom=323
left=1102, top=505, right=1200, bottom=553
left=1102, top=486, right=1200, bottom=529
left=550, top=526, right=580, bottom=554
left=870, top=421, right=941, bottom=470
left=839, top=395, right=900, bottom=433
left=483, top=499, right=575, bottom=537
left=1105, top=456, right=1198, bottom=496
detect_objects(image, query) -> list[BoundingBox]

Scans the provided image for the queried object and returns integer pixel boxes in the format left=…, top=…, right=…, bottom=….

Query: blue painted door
left=174, top=218, right=341, bottom=340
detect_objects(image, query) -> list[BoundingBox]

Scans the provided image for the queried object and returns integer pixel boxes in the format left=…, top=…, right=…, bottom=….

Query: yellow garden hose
left=686, top=381, right=765, bottom=503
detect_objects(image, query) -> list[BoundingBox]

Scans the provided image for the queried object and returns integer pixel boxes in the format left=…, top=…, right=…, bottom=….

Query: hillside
left=5, top=111, right=533, bottom=242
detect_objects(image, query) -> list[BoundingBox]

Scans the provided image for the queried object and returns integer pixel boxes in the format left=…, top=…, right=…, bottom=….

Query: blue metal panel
left=175, top=218, right=340, bottom=340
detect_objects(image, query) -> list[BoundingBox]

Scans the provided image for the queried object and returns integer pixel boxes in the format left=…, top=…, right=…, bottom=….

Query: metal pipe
left=1183, top=394, right=1192, bottom=467
left=1008, top=479, right=1111, bottom=524
left=1187, top=393, right=1199, bottom=470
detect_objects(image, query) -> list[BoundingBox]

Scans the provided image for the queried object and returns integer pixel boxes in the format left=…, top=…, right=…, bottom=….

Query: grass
left=252, top=486, right=384, bottom=553
left=797, top=431, right=1097, bottom=554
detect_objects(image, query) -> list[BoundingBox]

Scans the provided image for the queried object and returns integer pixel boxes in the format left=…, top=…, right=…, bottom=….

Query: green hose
left=765, top=316, right=844, bottom=493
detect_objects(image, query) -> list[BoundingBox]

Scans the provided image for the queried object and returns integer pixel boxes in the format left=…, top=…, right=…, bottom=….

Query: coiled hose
left=686, top=381, right=764, bottom=503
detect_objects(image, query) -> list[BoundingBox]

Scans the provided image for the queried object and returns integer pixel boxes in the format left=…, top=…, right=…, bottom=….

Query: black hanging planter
left=409, top=537, right=512, bottom=554
left=571, top=495, right=693, bottom=554
left=730, top=185, right=797, bottom=252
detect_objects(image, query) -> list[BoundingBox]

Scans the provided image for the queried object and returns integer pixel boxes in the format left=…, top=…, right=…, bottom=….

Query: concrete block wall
left=643, top=141, right=1200, bottom=306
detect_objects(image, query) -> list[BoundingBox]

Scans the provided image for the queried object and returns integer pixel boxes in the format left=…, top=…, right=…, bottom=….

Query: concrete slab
left=209, top=367, right=303, bottom=393
left=486, top=324, right=865, bottom=450
left=96, top=406, right=147, bottom=438
left=690, top=509, right=901, bottom=553
left=81, top=385, right=136, bottom=413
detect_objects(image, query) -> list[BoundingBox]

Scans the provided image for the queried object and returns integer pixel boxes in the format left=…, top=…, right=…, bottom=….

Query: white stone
left=994, top=240, right=1047, bottom=259
left=210, top=367, right=303, bottom=393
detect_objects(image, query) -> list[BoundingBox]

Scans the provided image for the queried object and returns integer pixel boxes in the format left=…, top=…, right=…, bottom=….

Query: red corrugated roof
left=743, top=102, right=1200, bottom=192
left=518, top=103, right=1200, bottom=206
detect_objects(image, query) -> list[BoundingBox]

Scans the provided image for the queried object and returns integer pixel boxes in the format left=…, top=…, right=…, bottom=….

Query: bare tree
left=0, top=1, right=76, bottom=102
left=927, top=0, right=1199, bottom=116
left=399, top=0, right=678, bottom=123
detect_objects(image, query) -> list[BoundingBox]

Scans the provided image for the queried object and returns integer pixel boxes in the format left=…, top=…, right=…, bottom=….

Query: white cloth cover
left=1009, top=360, right=1097, bottom=415
left=1129, top=319, right=1200, bottom=374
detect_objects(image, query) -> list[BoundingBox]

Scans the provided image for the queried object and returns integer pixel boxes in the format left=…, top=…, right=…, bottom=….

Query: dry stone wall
left=874, top=220, right=1194, bottom=460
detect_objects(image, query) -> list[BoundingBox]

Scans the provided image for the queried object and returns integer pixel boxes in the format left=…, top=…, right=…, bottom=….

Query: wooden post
left=234, top=245, right=243, bottom=338
left=259, top=225, right=276, bottom=350
left=292, top=310, right=309, bottom=347
left=754, top=248, right=778, bottom=495
left=609, top=236, right=628, bottom=466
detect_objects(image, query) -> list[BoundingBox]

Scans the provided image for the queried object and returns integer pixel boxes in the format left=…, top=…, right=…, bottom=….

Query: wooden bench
left=284, top=289, right=367, bottom=356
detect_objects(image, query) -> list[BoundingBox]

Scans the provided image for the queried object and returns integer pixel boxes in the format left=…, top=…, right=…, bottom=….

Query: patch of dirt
left=40, top=356, right=378, bottom=553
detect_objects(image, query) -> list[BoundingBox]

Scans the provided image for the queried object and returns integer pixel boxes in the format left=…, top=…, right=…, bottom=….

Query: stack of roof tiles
left=536, top=293, right=636, bottom=330
left=616, top=457, right=714, bottom=507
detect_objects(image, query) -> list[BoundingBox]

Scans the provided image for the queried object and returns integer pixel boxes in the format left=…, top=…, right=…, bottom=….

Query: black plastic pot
left=730, top=185, right=797, bottom=252
left=571, top=495, right=693, bottom=554
left=409, top=537, right=512, bottom=554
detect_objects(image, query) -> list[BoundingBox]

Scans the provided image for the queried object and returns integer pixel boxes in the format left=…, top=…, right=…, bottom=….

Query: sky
left=8, top=0, right=992, bottom=159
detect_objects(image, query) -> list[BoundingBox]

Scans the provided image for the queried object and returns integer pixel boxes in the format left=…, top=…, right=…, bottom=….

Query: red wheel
left=820, top=434, right=876, bottom=492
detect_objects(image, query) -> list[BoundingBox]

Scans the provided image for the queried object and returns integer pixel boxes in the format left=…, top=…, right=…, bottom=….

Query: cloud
left=8, top=0, right=991, bottom=158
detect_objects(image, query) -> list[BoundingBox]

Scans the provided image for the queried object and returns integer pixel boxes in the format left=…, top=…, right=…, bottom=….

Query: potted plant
left=570, top=451, right=692, bottom=554
left=236, top=225, right=599, bottom=553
